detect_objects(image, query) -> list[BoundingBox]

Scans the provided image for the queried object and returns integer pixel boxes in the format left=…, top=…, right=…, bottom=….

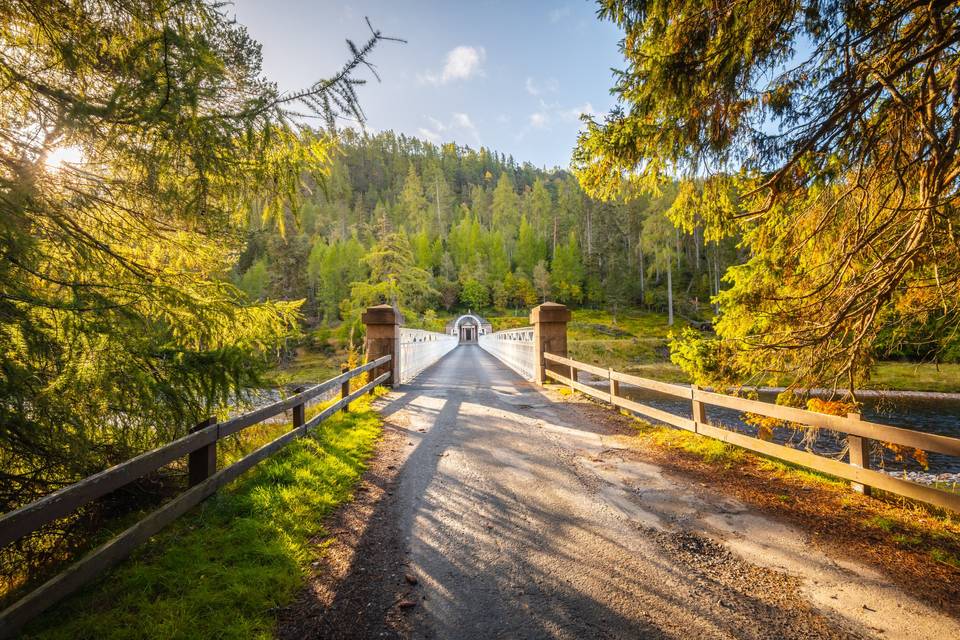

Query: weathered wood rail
left=543, top=352, right=960, bottom=514
left=0, top=355, right=392, bottom=638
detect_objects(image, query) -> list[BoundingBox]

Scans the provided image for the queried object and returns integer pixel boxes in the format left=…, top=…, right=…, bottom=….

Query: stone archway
left=452, top=314, right=485, bottom=343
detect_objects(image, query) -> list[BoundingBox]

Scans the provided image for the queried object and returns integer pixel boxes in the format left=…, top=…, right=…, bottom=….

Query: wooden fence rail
left=0, top=355, right=392, bottom=638
left=543, top=352, right=960, bottom=514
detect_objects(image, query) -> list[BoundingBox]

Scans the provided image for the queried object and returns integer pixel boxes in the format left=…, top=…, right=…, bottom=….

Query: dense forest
left=232, top=129, right=741, bottom=328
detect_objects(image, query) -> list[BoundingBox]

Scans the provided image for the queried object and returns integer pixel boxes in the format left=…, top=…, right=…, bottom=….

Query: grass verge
left=23, top=393, right=384, bottom=640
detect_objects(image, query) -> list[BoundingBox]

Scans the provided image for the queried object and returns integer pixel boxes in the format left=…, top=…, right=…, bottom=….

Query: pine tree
left=399, top=163, right=429, bottom=232
left=527, top=178, right=553, bottom=240
left=0, top=1, right=394, bottom=513
left=491, top=172, right=520, bottom=236
left=551, top=232, right=585, bottom=304
left=514, top=216, right=547, bottom=277
left=533, top=260, right=552, bottom=303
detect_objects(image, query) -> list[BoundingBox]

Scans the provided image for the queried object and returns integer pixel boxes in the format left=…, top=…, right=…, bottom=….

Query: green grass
left=867, top=515, right=897, bottom=532
left=930, top=547, right=960, bottom=569
left=264, top=349, right=343, bottom=387
left=867, top=362, right=960, bottom=393
left=565, top=309, right=692, bottom=381
left=24, top=394, right=384, bottom=640
left=624, top=412, right=743, bottom=466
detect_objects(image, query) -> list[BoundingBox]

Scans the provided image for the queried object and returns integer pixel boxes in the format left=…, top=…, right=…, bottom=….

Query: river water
left=589, top=380, right=960, bottom=484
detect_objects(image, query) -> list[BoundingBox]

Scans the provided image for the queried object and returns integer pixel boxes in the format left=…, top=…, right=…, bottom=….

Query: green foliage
left=349, top=232, right=437, bottom=314
left=245, top=128, right=734, bottom=330
left=577, top=0, right=960, bottom=391
left=532, top=260, right=551, bottom=303
left=491, top=172, right=520, bottom=236
left=0, top=0, right=394, bottom=572
left=238, top=258, right=270, bottom=301
left=669, top=328, right=739, bottom=387
left=460, top=279, right=489, bottom=311
left=515, top=216, right=547, bottom=277
left=551, top=232, right=585, bottom=304
left=308, top=237, right=367, bottom=323
left=399, top=163, right=429, bottom=230
left=527, top=178, right=553, bottom=238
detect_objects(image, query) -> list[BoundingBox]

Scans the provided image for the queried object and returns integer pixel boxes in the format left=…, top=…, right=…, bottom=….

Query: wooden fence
left=0, top=355, right=392, bottom=638
left=543, top=352, right=960, bottom=514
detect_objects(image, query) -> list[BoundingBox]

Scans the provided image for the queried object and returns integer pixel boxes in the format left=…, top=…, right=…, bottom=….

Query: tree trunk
left=713, top=243, right=721, bottom=314
left=694, top=226, right=700, bottom=270
left=586, top=208, right=592, bottom=256
left=435, top=178, right=442, bottom=237
left=638, top=242, right=645, bottom=303
left=667, top=265, right=674, bottom=326
left=675, top=227, right=681, bottom=271
left=553, top=216, right=558, bottom=255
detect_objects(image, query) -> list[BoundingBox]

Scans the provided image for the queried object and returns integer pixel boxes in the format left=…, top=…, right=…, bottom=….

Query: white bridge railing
left=399, top=328, right=458, bottom=383
left=478, top=327, right=536, bottom=380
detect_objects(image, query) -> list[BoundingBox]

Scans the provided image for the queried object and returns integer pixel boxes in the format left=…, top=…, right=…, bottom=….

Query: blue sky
left=231, top=1, right=624, bottom=169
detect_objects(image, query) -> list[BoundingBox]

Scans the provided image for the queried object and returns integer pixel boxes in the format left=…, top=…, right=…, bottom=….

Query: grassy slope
left=24, top=395, right=383, bottom=640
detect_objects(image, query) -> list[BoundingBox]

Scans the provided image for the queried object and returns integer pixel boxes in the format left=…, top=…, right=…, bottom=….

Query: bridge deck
left=282, top=345, right=958, bottom=639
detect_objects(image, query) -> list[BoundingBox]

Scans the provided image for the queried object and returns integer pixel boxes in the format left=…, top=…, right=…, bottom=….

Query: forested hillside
left=232, top=130, right=741, bottom=326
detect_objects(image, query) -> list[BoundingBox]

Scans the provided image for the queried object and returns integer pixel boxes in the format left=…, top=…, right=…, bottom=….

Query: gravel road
left=281, top=345, right=959, bottom=640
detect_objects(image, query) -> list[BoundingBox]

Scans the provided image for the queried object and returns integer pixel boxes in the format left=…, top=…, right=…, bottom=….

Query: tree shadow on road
left=278, top=346, right=852, bottom=640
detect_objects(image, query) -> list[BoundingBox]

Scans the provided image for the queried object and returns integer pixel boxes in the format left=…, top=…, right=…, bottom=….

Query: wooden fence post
left=691, top=384, right=705, bottom=434
left=362, top=304, right=401, bottom=387
left=340, top=363, right=351, bottom=412
left=188, top=417, right=217, bottom=487
left=530, top=302, right=571, bottom=385
left=292, top=386, right=305, bottom=431
left=609, top=369, right=619, bottom=404
left=847, top=412, right=871, bottom=496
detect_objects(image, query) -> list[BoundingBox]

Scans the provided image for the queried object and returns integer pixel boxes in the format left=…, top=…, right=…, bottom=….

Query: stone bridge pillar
left=362, top=304, right=401, bottom=387
left=531, top=302, right=570, bottom=385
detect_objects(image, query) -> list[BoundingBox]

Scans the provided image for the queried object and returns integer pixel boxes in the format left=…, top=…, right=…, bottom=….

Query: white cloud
left=419, top=112, right=480, bottom=145
left=517, top=100, right=601, bottom=141
left=452, top=112, right=474, bottom=129
left=563, top=102, right=597, bottom=122
left=418, top=46, right=486, bottom=85
left=525, top=77, right=559, bottom=96
left=417, top=127, right=442, bottom=144
left=549, top=7, right=572, bottom=23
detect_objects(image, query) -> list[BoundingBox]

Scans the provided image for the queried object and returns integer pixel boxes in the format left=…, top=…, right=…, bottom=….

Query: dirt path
left=279, top=345, right=959, bottom=639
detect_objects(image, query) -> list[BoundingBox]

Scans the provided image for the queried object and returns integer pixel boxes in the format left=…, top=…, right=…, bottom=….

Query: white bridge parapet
left=478, top=327, right=536, bottom=381
left=399, top=328, right=459, bottom=383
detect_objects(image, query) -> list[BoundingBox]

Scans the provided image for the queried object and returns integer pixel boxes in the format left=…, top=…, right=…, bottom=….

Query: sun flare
left=44, top=145, right=84, bottom=171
